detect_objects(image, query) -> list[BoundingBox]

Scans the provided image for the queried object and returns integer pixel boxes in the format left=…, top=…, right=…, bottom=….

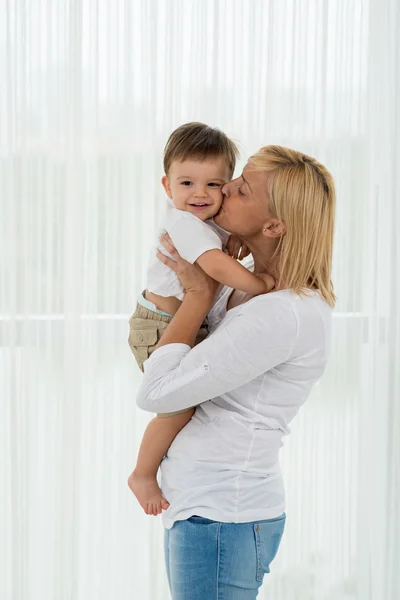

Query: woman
left=132, top=145, right=335, bottom=599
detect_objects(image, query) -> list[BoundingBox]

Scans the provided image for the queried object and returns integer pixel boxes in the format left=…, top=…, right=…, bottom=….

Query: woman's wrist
left=154, top=290, right=213, bottom=351
left=178, top=290, right=213, bottom=328
left=183, top=289, right=215, bottom=313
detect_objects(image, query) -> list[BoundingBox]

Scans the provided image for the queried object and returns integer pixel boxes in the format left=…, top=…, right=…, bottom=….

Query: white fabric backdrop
left=1, top=1, right=399, bottom=599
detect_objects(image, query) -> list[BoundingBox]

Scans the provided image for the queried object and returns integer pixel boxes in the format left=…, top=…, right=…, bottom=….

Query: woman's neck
left=244, top=237, right=284, bottom=289
left=244, top=237, right=277, bottom=273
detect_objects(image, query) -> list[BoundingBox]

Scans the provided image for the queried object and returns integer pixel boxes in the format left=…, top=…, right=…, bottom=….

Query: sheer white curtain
left=1, top=1, right=399, bottom=599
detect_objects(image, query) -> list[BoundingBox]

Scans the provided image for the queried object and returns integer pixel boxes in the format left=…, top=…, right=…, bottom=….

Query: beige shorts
left=128, top=298, right=208, bottom=418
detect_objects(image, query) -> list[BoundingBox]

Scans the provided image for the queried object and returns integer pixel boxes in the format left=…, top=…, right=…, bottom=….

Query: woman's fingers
left=234, top=240, right=242, bottom=259
left=227, top=237, right=240, bottom=259
left=225, top=237, right=234, bottom=257
left=162, top=232, right=174, bottom=245
left=238, top=243, right=250, bottom=261
left=159, top=232, right=179, bottom=258
left=226, top=235, right=250, bottom=261
left=157, top=233, right=193, bottom=274
left=156, top=232, right=217, bottom=299
left=157, top=232, right=189, bottom=272
left=156, top=249, right=179, bottom=271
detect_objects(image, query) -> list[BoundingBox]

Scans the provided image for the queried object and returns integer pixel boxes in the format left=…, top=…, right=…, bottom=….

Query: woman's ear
left=262, top=219, right=286, bottom=238
left=161, top=176, right=173, bottom=198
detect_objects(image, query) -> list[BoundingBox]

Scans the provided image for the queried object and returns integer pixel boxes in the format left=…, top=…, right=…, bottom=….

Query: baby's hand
left=257, top=273, right=275, bottom=293
left=226, top=235, right=251, bottom=261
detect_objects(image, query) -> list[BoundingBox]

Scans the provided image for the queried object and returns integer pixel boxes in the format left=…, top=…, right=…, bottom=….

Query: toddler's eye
left=208, top=182, right=222, bottom=187
left=181, top=181, right=193, bottom=186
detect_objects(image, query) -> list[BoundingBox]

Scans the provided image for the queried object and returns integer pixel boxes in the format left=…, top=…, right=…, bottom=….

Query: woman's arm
left=137, top=233, right=295, bottom=414
left=154, top=289, right=213, bottom=350
left=137, top=293, right=297, bottom=413
left=152, top=235, right=218, bottom=351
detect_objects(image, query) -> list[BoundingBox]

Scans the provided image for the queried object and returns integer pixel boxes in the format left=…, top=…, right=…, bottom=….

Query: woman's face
left=213, top=164, right=271, bottom=237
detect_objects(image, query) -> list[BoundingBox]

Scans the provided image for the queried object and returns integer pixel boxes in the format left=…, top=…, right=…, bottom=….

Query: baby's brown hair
left=163, top=122, right=239, bottom=178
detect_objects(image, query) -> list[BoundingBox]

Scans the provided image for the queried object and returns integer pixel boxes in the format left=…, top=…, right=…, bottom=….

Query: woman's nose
left=222, top=177, right=239, bottom=197
left=221, top=182, right=230, bottom=197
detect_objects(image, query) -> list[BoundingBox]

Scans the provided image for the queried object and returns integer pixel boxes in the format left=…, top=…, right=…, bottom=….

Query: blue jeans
left=164, top=514, right=286, bottom=599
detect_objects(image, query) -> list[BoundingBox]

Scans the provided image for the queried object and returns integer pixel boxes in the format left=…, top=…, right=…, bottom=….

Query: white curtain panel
left=1, top=1, right=399, bottom=599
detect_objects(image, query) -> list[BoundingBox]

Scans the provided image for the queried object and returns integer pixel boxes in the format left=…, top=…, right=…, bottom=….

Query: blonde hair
left=163, top=122, right=239, bottom=178
left=250, top=145, right=336, bottom=307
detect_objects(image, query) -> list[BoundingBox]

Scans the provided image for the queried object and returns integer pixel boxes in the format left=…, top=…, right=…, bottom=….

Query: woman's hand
left=157, top=233, right=219, bottom=299
left=225, top=234, right=251, bottom=261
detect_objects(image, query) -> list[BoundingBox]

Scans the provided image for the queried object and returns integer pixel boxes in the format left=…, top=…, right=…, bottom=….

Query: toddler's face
left=162, top=156, right=231, bottom=221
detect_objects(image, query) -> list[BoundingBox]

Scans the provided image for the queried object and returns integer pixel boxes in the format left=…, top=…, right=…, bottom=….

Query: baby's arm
left=196, top=249, right=274, bottom=294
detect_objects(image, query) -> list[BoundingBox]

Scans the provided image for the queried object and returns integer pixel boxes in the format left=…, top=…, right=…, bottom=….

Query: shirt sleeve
left=208, top=220, right=231, bottom=247
left=136, top=295, right=298, bottom=413
left=166, top=216, right=223, bottom=264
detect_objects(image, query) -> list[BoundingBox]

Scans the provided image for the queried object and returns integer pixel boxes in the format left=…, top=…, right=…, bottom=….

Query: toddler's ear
left=161, top=176, right=173, bottom=198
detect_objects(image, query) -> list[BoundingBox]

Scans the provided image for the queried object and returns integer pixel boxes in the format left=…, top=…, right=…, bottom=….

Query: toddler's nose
left=194, top=187, right=208, bottom=198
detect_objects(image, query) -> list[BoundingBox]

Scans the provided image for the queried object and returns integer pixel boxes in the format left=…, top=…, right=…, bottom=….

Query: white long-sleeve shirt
left=136, top=287, right=333, bottom=529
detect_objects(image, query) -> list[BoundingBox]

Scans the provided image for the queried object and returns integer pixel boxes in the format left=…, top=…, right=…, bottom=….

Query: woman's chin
left=213, top=208, right=224, bottom=224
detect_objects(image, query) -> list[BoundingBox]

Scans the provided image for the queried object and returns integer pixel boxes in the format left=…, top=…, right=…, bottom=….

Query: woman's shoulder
left=237, top=289, right=299, bottom=322
left=236, top=290, right=332, bottom=357
left=209, top=286, right=332, bottom=337
left=238, top=288, right=333, bottom=328
left=246, top=287, right=331, bottom=305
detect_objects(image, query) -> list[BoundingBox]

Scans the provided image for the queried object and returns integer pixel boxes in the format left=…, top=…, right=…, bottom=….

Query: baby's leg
left=128, top=408, right=195, bottom=516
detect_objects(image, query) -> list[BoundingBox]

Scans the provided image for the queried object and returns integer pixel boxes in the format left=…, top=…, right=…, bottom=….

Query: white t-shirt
left=146, top=199, right=229, bottom=300
left=136, top=286, right=333, bottom=529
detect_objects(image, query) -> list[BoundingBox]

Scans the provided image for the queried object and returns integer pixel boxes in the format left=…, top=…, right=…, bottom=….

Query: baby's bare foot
left=127, top=470, right=170, bottom=516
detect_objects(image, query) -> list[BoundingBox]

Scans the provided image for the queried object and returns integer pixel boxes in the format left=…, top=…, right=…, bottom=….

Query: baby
left=128, top=122, right=274, bottom=516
